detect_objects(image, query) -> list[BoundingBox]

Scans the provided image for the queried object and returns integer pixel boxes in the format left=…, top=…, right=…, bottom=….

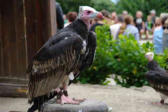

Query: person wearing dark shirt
left=90, top=22, right=103, bottom=32
left=150, top=10, right=156, bottom=25
left=134, top=11, right=144, bottom=39
left=56, top=2, right=64, bottom=30
left=90, top=18, right=103, bottom=32
left=162, top=16, right=168, bottom=51
left=145, top=15, right=153, bottom=39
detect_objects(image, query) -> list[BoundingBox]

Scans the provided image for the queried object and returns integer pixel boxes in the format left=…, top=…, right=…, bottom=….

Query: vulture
left=27, top=6, right=103, bottom=112
left=145, top=52, right=168, bottom=104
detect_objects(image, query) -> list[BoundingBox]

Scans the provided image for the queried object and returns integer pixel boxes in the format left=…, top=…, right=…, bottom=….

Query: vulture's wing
left=145, top=70, right=168, bottom=93
left=27, top=32, right=83, bottom=101
left=68, top=31, right=97, bottom=85
left=79, top=31, right=97, bottom=71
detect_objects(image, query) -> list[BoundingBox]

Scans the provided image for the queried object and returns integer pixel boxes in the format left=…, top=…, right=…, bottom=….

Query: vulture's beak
left=90, top=12, right=103, bottom=19
left=96, top=12, right=103, bottom=19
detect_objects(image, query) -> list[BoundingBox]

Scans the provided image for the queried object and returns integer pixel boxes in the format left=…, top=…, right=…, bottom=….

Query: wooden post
left=0, top=0, right=27, bottom=97
left=25, top=0, right=56, bottom=63
left=0, top=0, right=57, bottom=97
left=0, top=0, right=27, bottom=78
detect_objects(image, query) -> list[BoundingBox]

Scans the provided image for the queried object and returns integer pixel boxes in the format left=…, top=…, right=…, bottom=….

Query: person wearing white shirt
left=110, top=15, right=124, bottom=40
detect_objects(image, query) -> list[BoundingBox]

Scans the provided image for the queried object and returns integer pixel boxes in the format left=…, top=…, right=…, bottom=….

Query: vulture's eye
left=87, top=11, right=91, bottom=14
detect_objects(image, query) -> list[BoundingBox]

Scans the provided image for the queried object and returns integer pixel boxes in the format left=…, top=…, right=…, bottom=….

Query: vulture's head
left=79, top=6, right=103, bottom=28
left=145, top=52, right=154, bottom=62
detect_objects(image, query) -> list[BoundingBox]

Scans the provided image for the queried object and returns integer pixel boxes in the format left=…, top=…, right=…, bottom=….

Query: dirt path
left=0, top=84, right=168, bottom=112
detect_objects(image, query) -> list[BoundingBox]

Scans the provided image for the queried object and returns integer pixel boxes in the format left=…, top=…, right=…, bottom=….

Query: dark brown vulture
left=27, top=6, right=102, bottom=112
left=145, top=52, right=168, bottom=104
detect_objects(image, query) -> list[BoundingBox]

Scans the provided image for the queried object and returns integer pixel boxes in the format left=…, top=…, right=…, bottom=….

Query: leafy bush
left=78, top=25, right=167, bottom=87
left=155, top=50, right=168, bottom=70
left=78, top=25, right=113, bottom=84
left=111, top=35, right=152, bottom=87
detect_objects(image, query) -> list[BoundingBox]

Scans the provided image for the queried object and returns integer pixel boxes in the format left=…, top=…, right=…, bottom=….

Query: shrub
left=78, top=25, right=113, bottom=84
left=155, top=50, right=168, bottom=70
left=111, top=35, right=152, bottom=87
left=78, top=25, right=167, bottom=87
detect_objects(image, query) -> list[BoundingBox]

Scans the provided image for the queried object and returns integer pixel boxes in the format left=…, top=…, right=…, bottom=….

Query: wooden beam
left=0, top=83, right=27, bottom=97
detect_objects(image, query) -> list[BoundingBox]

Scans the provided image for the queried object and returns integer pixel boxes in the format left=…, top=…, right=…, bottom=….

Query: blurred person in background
left=63, top=14, right=68, bottom=25
left=101, top=10, right=114, bottom=25
left=134, top=11, right=145, bottom=39
left=153, top=17, right=164, bottom=54
left=145, top=15, right=153, bottom=39
left=111, top=11, right=117, bottom=23
left=123, top=15, right=139, bottom=42
left=122, top=10, right=128, bottom=18
left=150, top=9, right=156, bottom=26
left=56, top=2, right=64, bottom=30
left=161, top=15, right=168, bottom=51
left=110, top=15, right=124, bottom=40
left=90, top=17, right=104, bottom=32
left=64, top=11, right=77, bottom=27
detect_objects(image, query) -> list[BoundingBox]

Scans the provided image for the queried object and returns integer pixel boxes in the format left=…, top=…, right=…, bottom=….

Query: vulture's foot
left=60, top=94, right=80, bottom=104
left=55, top=89, right=80, bottom=104
left=72, top=98, right=86, bottom=102
left=62, top=90, right=86, bottom=104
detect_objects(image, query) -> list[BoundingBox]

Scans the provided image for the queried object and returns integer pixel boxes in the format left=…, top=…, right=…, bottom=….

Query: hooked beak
left=89, top=12, right=103, bottom=19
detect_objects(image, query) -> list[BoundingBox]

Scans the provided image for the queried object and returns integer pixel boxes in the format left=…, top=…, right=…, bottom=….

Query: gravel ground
left=0, top=84, right=168, bottom=112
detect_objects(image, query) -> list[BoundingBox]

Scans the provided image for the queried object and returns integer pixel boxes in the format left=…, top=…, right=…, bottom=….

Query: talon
left=73, top=98, right=86, bottom=103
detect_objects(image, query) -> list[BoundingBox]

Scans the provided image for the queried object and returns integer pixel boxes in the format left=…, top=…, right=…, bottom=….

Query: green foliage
left=56, top=0, right=115, bottom=14
left=56, top=0, right=92, bottom=14
left=91, top=0, right=115, bottom=12
left=56, top=0, right=168, bottom=19
left=78, top=25, right=112, bottom=84
left=78, top=25, right=167, bottom=87
left=111, top=35, right=152, bottom=87
left=116, top=0, right=168, bottom=20
left=155, top=50, right=168, bottom=70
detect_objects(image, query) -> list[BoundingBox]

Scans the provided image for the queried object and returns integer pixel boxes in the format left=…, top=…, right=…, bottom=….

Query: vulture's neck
left=147, top=60, right=159, bottom=71
left=70, top=19, right=89, bottom=39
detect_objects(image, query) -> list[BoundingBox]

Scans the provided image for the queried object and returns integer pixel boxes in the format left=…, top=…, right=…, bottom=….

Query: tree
left=56, top=0, right=115, bottom=14
left=56, top=0, right=93, bottom=14
left=116, top=0, right=168, bottom=20
left=91, top=0, right=115, bottom=12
